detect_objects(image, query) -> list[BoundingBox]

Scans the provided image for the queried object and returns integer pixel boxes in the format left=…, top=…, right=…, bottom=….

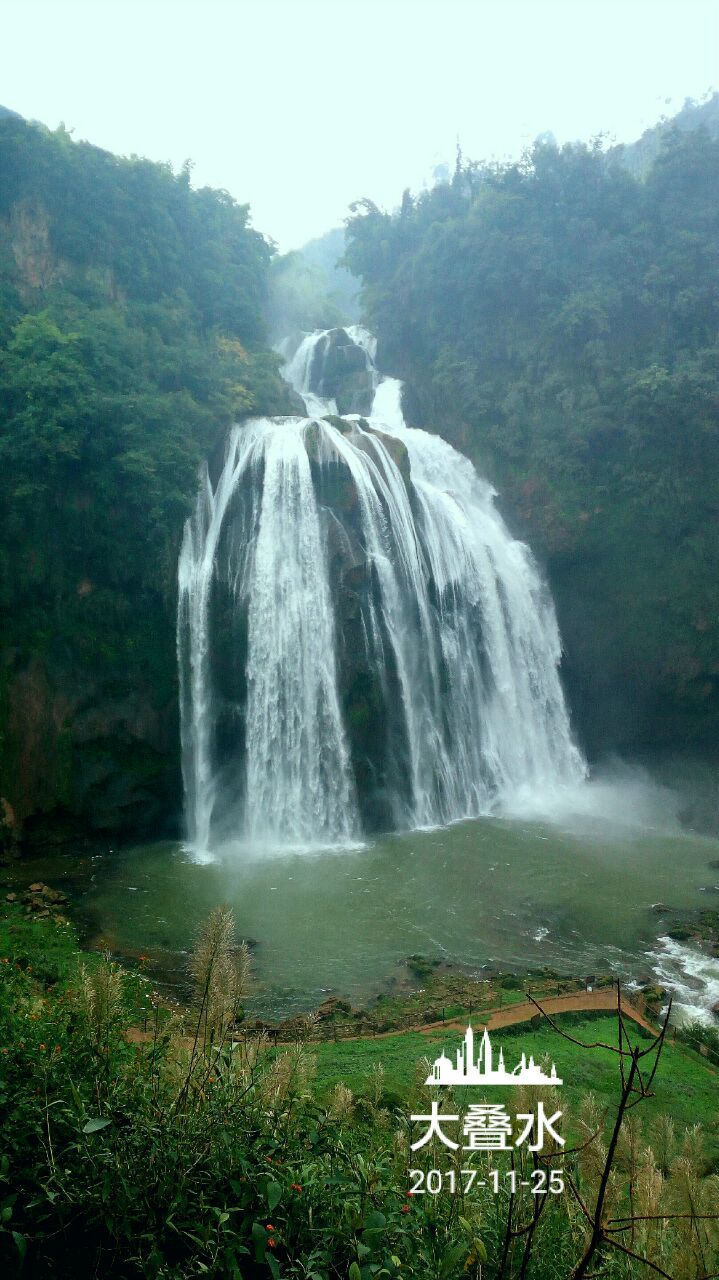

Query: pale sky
left=2, top=0, right=717, bottom=249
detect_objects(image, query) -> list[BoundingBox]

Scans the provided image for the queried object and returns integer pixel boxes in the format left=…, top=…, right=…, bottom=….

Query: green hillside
left=346, top=123, right=719, bottom=759
left=0, top=116, right=291, bottom=852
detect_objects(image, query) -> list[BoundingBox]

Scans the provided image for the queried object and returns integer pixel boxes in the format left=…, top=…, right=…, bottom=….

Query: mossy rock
left=667, top=926, right=693, bottom=941
left=640, top=984, right=667, bottom=1005
left=365, top=425, right=411, bottom=485
left=322, top=414, right=354, bottom=435
left=407, top=954, right=441, bottom=980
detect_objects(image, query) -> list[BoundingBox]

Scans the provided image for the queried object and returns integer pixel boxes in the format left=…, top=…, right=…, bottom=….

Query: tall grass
left=0, top=909, right=716, bottom=1278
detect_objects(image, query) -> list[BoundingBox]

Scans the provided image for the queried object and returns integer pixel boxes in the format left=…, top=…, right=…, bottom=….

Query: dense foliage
left=345, top=127, right=719, bottom=756
left=1, top=908, right=717, bottom=1279
left=0, top=117, right=291, bottom=846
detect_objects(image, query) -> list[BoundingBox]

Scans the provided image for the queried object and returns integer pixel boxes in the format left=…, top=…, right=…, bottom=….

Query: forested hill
left=617, top=92, right=719, bottom=176
left=346, top=125, right=719, bottom=757
left=0, top=115, right=291, bottom=852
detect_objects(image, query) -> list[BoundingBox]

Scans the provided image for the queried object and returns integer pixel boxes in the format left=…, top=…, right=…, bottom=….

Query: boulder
left=308, top=329, right=375, bottom=415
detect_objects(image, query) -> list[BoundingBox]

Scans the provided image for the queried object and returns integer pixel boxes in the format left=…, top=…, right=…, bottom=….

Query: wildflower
left=1, top=958, right=8, bottom=964
left=266, top=1224, right=275, bottom=1232
left=39, top=1043, right=46, bottom=1050
left=291, top=1183, right=302, bottom=1193
left=401, top=1204, right=410, bottom=1213
left=267, top=1238, right=277, bottom=1249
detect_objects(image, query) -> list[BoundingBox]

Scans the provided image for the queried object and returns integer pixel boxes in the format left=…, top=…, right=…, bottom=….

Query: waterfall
left=178, top=327, right=586, bottom=853
left=178, top=418, right=358, bottom=851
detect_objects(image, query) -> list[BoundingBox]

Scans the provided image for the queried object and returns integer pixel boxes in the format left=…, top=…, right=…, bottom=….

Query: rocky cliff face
left=308, top=328, right=376, bottom=415
left=1, top=650, right=180, bottom=856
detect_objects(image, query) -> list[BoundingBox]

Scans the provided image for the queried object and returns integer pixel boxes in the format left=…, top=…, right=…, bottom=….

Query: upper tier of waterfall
left=177, top=327, right=586, bottom=853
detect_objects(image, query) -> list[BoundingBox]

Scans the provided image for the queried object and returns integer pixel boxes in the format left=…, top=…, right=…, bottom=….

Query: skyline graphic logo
left=426, top=1025, right=562, bottom=1087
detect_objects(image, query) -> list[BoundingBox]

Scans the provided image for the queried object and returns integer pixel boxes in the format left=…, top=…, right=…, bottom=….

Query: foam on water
left=647, top=935, right=719, bottom=1024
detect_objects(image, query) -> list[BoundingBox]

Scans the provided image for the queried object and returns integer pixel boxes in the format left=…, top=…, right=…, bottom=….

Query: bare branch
left=607, top=1236, right=674, bottom=1278
left=559, top=1118, right=609, bottom=1159
left=608, top=1214, right=719, bottom=1224
left=566, top=1174, right=595, bottom=1226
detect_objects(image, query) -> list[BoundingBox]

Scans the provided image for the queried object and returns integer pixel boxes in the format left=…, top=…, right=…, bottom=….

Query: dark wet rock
left=4, top=654, right=179, bottom=855
left=286, top=388, right=307, bottom=415
left=397, top=379, right=424, bottom=428
left=0, top=797, right=21, bottom=860
left=307, top=329, right=375, bottom=415
left=14, top=881, right=70, bottom=922
left=322, top=413, right=354, bottom=436
left=358, top=423, right=411, bottom=486
left=302, top=419, right=324, bottom=461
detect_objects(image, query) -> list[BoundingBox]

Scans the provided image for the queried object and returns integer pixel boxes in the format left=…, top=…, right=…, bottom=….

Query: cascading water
left=178, top=327, right=586, bottom=853
left=177, top=419, right=358, bottom=852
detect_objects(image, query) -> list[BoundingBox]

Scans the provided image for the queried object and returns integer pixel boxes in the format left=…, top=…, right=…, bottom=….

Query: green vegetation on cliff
left=0, top=117, right=291, bottom=849
left=345, top=124, right=719, bottom=756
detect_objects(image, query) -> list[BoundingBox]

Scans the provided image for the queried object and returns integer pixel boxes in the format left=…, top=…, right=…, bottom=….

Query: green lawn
left=311, top=1014, right=719, bottom=1148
